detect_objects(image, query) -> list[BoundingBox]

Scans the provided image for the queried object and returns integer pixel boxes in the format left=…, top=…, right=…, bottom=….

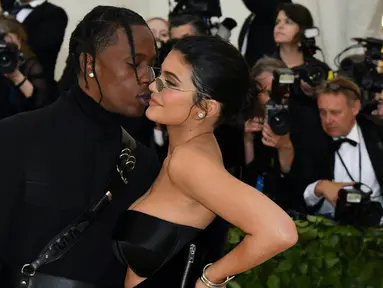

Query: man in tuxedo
left=5, top=0, right=67, bottom=81
left=303, top=77, right=383, bottom=216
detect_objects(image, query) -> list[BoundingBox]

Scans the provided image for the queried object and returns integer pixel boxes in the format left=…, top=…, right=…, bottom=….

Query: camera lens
left=307, top=66, right=326, bottom=86
left=269, top=109, right=289, bottom=136
left=0, top=52, right=12, bottom=68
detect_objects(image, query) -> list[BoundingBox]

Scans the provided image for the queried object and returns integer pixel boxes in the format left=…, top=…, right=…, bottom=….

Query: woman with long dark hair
left=114, top=36, right=298, bottom=288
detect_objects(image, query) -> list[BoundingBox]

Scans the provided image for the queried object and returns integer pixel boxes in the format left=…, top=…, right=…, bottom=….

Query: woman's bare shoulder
left=168, top=140, right=222, bottom=175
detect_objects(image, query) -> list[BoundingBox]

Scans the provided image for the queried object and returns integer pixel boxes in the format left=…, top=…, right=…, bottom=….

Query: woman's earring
left=89, top=72, right=95, bottom=78
left=198, top=112, right=205, bottom=119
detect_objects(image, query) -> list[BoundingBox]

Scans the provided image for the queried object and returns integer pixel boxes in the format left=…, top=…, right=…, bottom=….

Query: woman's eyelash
left=165, top=79, right=175, bottom=86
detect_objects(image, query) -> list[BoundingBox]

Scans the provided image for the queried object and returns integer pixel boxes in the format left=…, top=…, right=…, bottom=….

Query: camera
left=354, top=37, right=383, bottom=94
left=300, top=28, right=320, bottom=57
left=0, top=33, right=19, bottom=74
left=336, top=37, right=383, bottom=99
left=170, top=0, right=222, bottom=18
left=160, top=0, right=236, bottom=66
left=295, top=28, right=328, bottom=87
left=265, top=68, right=294, bottom=136
left=294, top=65, right=327, bottom=87
left=335, top=183, right=383, bottom=227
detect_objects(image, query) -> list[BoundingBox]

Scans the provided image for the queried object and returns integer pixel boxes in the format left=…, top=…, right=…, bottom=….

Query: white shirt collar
left=17, top=0, right=46, bottom=8
left=333, top=122, right=360, bottom=144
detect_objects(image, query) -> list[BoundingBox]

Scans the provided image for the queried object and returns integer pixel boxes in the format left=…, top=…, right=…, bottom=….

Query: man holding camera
left=303, top=77, right=383, bottom=225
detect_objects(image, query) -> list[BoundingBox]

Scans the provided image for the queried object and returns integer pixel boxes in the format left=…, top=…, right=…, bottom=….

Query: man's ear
left=352, top=99, right=361, bottom=117
left=79, top=53, right=94, bottom=76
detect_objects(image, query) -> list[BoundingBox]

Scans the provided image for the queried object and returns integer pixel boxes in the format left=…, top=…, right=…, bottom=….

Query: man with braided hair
left=0, top=6, right=161, bottom=287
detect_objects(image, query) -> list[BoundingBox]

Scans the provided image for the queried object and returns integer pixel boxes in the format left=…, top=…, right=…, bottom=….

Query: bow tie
left=10, top=3, right=33, bottom=15
left=332, top=138, right=357, bottom=151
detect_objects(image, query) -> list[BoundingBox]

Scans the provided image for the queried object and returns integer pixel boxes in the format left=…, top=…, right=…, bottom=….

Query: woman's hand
left=262, top=124, right=291, bottom=149
left=300, top=80, right=315, bottom=97
left=195, top=278, right=206, bottom=288
left=245, top=117, right=264, bottom=133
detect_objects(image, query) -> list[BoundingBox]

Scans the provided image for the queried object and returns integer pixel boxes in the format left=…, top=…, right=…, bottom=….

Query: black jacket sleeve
left=0, top=116, right=24, bottom=277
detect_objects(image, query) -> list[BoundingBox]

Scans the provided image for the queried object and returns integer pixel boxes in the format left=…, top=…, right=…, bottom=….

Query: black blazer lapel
left=22, top=3, right=46, bottom=26
left=238, top=14, right=254, bottom=51
left=358, top=116, right=383, bottom=187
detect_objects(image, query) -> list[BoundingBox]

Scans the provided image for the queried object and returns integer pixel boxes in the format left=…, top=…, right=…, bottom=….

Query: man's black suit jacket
left=0, top=86, right=161, bottom=287
left=296, top=114, right=383, bottom=212
left=22, top=2, right=68, bottom=81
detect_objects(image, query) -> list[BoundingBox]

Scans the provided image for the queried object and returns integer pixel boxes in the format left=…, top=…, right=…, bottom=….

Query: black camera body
left=0, top=33, right=20, bottom=75
left=295, top=28, right=328, bottom=87
left=341, top=37, right=383, bottom=96
left=294, top=64, right=327, bottom=87
left=358, top=37, right=383, bottom=94
left=171, top=0, right=222, bottom=18
left=265, top=68, right=294, bottom=136
left=335, top=185, right=383, bottom=227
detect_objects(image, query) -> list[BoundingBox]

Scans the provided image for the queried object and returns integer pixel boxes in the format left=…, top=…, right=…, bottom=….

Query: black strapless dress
left=113, top=210, right=231, bottom=288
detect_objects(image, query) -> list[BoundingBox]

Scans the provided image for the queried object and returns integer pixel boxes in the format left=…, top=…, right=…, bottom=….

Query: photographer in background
left=0, top=0, right=67, bottom=83
left=239, top=0, right=291, bottom=68
left=243, top=57, right=301, bottom=211
left=273, top=3, right=330, bottom=98
left=147, top=17, right=169, bottom=43
left=0, top=15, right=49, bottom=119
left=244, top=57, right=294, bottom=173
left=303, top=77, right=383, bottom=226
left=169, top=14, right=209, bottom=40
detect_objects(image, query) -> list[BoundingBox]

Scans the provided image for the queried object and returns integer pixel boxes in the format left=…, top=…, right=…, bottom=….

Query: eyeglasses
left=152, top=77, right=212, bottom=98
left=127, top=62, right=159, bottom=84
left=324, top=82, right=361, bottom=99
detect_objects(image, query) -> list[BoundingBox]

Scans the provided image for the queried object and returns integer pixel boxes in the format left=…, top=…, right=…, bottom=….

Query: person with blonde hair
left=0, top=15, right=50, bottom=118
left=147, top=17, right=169, bottom=43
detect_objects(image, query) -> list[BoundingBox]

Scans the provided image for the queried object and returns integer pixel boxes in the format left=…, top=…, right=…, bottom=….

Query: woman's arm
left=168, top=146, right=298, bottom=284
left=8, top=58, right=51, bottom=109
left=277, top=138, right=294, bottom=173
left=6, top=70, right=34, bottom=98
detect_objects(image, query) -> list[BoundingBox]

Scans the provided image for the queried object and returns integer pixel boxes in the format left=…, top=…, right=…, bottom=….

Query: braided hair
left=68, top=6, right=155, bottom=102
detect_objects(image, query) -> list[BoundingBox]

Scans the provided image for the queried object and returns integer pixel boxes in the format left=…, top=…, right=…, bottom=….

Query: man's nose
left=325, top=115, right=333, bottom=125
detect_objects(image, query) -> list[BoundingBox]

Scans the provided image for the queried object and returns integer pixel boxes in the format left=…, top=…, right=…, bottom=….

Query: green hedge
left=226, top=215, right=383, bottom=288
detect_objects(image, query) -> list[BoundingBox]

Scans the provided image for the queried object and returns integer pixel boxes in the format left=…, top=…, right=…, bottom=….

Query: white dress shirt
left=16, top=0, right=46, bottom=23
left=303, top=123, right=382, bottom=216
left=240, top=15, right=255, bottom=56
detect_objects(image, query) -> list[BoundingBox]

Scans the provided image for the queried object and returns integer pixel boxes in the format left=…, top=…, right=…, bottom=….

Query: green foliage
left=226, top=216, right=383, bottom=288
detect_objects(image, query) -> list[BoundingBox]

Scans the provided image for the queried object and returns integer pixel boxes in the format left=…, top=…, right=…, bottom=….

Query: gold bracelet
left=200, top=263, right=235, bottom=288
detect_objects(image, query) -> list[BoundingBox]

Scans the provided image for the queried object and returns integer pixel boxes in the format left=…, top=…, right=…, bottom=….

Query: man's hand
left=315, top=180, right=355, bottom=206
left=262, top=124, right=292, bottom=150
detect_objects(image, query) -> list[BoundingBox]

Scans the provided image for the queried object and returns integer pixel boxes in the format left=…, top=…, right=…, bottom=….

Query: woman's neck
left=166, top=124, right=213, bottom=154
left=279, top=44, right=304, bottom=68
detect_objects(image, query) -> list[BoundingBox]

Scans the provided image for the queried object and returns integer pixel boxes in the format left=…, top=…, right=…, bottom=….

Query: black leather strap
left=19, top=272, right=99, bottom=288
left=18, top=127, right=137, bottom=288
